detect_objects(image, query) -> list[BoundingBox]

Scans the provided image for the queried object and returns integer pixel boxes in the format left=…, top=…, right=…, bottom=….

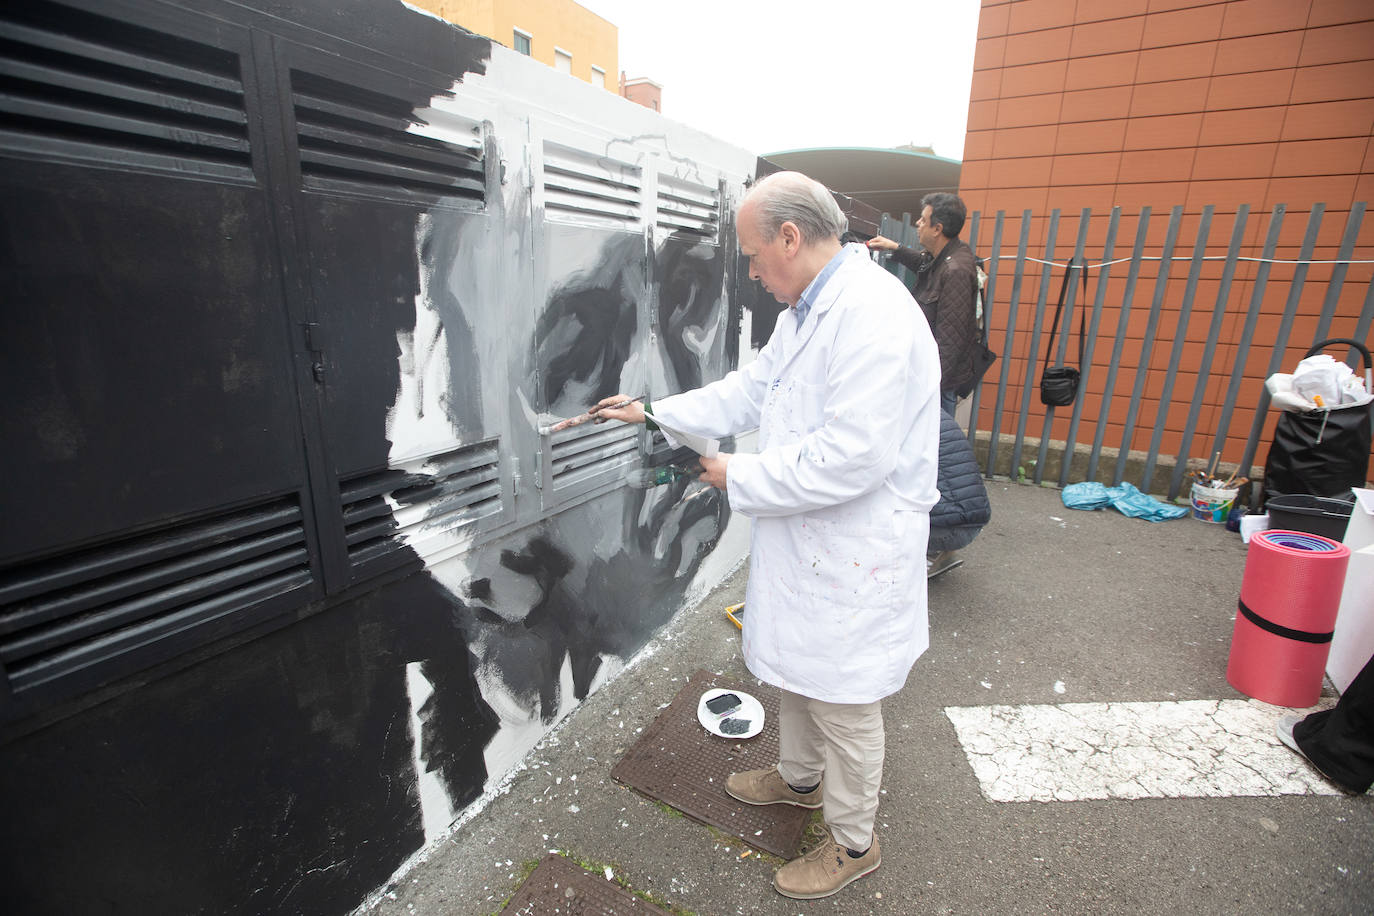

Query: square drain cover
left=502, top=853, right=668, bottom=914
left=611, top=669, right=808, bottom=859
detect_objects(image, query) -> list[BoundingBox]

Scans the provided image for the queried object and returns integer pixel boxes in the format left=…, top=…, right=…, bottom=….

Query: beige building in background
left=409, top=0, right=617, bottom=90
left=619, top=75, right=661, bottom=112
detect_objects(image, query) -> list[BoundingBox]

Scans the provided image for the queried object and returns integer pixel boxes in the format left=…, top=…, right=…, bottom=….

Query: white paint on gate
left=944, top=698, right=1345, bottom=803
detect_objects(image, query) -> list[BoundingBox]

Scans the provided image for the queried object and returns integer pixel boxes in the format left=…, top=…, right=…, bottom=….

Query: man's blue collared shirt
left=793, top=243, right=863, bottom=327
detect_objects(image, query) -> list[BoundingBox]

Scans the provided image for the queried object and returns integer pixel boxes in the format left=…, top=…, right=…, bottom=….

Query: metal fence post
left=1168, top=205, right=1249, bottom=500
left=1010, top=210, right=1060, bottom=482
left=1088, top=207, right=1150, bottom=483
left=1059, top=207, right=1119, bottom=488
left=1207, top=204, right=1285, bottom=484
left=968, top=210, right=1005, bottom=443
left=1036, top=209, right=1091, bottom=483
left=1115, top=205, right=1184, bottom=487
left=1237, top=204, right=1324, bottom=499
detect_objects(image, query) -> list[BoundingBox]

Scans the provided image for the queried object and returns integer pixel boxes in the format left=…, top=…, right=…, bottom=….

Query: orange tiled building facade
left=958, top=0, right=1373, bottom=469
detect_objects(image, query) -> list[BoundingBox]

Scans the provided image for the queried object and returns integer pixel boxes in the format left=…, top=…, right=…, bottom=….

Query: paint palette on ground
left=696, top=688, right=764, bottom=739
left=610, top=669, right=809, bottom=859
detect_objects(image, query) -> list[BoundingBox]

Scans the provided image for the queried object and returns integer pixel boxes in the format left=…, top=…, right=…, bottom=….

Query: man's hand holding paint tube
left=695, top=452, right=730, bottom=490
left=593, top=394, right=731, bottom=491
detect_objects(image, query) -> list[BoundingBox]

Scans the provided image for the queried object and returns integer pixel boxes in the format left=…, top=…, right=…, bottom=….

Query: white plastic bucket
left=1191, top=483, right=1239, bottom=523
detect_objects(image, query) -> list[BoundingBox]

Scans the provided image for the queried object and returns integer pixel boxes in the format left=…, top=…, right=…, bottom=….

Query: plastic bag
left=1266, top=353, right=1372, bottom=412
left=1291, top=354, right=1363, bottom=407
left=1265, top=373, right=1313, bottom=412
left=1061, top=481, right=1188, bottom=522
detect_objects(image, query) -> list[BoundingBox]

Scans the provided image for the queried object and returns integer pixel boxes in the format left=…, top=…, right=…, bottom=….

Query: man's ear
left=779, top=220, right=801, bottom=253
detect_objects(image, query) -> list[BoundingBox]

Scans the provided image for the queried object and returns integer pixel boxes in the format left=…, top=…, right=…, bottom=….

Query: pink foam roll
left=1226, top=530, right=1350, bottom=707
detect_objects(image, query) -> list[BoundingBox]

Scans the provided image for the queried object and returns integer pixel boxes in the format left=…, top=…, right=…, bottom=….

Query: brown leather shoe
left=773, top=828, right=881, bottom=900
left=724, top=767, right=823, bottom=809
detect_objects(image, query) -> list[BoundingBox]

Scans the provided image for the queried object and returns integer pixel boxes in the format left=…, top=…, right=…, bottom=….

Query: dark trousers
left=1295, top=654, right=1374, bottom=793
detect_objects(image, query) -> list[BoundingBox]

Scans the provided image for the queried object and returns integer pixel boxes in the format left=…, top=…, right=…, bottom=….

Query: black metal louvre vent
left=0, top=2, right=251, bottom=174
left=549, top=423, right=637, bottom=488
left=292, top=69, right=485, bottom=204
left=339, top=439, right=502, bottom=568
left=656, top=174, right=720, bottom=239
left=0, top=497, right=313, bottom=705
left=543, top=141, right=642, bottom=227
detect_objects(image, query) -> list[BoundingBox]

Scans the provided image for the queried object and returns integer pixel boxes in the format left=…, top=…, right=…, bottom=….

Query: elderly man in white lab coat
left=595, top=170, right=940, bottom=899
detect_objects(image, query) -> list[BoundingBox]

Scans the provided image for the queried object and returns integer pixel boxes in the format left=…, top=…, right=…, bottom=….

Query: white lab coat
left=654, top=245, right=941, bottom=703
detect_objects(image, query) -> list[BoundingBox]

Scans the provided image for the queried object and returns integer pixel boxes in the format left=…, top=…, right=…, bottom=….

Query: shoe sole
left=724, top=784, right=823, bottom=809
left=927, top=558, right=964, bottom=579
left=1276, top=718, right=1363, bottom=795
left=773, top=857, right=881, bottom=899
left=1275, top=716, right=1302, bottom=754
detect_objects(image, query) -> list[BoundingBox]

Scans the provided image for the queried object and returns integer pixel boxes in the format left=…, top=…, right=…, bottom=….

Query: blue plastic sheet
left=1061, top=481, right=1188, bottom=521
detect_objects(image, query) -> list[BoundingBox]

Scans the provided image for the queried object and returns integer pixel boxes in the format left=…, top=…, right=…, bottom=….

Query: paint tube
left=626, top=465, right=693, bottom=488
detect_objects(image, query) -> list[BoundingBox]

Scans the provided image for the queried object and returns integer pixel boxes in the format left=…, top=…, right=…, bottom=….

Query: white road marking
left=944, top=698, right=1345, bottom=802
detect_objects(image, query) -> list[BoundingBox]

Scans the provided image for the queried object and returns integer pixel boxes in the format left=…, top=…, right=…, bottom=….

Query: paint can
left=1226, top=530, right=1350, bottom=707
left=1191, top=482, right=1239, bottom=523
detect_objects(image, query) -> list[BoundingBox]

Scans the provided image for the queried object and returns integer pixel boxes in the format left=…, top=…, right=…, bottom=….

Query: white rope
left=996, top=254, right=1374, bottom=270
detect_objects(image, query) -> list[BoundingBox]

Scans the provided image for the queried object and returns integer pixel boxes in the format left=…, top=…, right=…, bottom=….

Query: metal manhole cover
left=611, top=669, right=809, bottom=859
left=501, top=853, right=669, bottom=915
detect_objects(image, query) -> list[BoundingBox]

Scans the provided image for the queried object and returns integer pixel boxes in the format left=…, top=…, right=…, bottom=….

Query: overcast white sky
left=576, top=0, right=982, bottom=161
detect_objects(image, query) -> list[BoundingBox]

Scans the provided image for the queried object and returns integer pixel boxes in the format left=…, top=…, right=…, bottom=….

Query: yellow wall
left=409, top=0, right=617, bottom=90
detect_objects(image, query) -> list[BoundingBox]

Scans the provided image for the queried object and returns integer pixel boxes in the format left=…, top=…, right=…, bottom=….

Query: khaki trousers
left=775, top=690, right=884, bottom=851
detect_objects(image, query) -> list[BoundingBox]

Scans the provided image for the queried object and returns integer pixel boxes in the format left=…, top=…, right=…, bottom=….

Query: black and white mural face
left=282, top=16, right=765, bottom=902
left=382, top=152, right=745, bottom=839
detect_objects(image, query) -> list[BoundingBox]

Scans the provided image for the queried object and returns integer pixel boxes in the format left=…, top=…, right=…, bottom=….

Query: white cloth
left=1292, top=354, right=1354, bottom=406
left=1267, top=355, right=1373, bottom=411
left=653, top=245, right=941, bottom=703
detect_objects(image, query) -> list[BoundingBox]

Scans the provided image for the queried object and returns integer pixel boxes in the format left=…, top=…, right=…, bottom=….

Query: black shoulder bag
left=1039, top=256, right=1088, bottom=407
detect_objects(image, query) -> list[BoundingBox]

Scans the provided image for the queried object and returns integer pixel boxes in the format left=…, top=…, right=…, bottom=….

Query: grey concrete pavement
left=366, top=482, right=1373, bottom=916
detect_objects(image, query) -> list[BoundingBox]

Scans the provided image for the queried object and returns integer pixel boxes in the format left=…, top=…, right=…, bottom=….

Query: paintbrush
left=538, top=395, right=644, bottom=436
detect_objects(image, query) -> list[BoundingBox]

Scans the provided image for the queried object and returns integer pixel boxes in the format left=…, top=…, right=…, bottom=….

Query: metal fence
left=877, top=203, right=1374, bottom=504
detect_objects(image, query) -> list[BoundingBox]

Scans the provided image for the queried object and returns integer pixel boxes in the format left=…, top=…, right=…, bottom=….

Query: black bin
left=1265, top=493, right=1355, bottom=542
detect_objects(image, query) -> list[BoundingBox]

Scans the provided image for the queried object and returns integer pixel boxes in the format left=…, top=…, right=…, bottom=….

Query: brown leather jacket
left=891, top=238, right=979, bottom=394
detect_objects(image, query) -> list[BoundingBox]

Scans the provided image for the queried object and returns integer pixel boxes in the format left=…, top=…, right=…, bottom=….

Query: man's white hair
left=742, top=171, right=847, bottom=245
